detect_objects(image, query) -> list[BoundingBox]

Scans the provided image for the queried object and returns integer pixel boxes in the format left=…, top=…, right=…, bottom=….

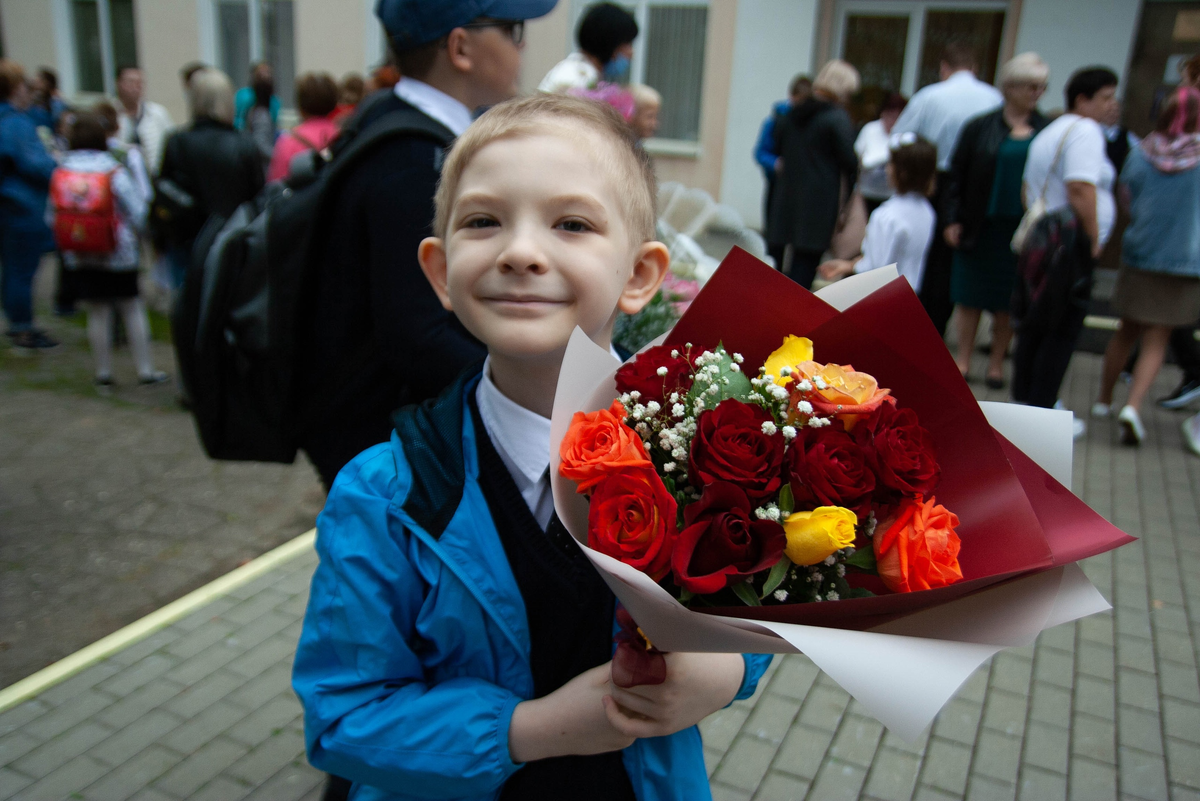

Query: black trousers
left=789, top=248, right=823, bottom=290
left=918, top=172, right=954, bottom=337
left=1172, top=325, right=1200, bottom=380
left=1011, top=239, right=1095, bottom=409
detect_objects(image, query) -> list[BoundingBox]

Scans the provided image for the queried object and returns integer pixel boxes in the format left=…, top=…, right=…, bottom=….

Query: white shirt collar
left=394, top=76, right=473, bottom=137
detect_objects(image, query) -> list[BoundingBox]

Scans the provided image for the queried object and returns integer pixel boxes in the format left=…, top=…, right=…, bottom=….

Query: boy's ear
left=417, top=237, right=454, bottom=312
left=617, top=241, right=671, bottom=316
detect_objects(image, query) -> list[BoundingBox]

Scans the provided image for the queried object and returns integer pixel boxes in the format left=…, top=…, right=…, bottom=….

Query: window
left=69, top=0, right=138, bottom=95
left=213, top=0, right=295, bottom=107
left=571, top=1, right=709, bottom=144
left=835, top=1, right=1005, bottom=125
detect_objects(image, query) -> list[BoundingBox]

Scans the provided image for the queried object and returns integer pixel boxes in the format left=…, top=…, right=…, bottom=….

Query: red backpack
left=50, top=168, right=119, bottom=254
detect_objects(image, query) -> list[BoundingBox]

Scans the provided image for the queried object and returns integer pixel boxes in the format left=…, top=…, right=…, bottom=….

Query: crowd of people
left=756, top=43, right=1200, bottom=455
left=0, top=53, right=376, bottom=390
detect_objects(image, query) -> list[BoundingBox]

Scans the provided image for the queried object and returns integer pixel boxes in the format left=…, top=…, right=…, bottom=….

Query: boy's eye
left=557, top=219, right=592, bottom=233
left=464, top=216, right=498, bottom=229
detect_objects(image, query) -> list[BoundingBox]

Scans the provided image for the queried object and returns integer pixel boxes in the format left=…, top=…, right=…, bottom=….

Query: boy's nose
left=497, top=228, right=549, bottom=274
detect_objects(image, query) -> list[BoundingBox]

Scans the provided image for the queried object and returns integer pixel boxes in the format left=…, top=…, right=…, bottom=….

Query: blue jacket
left=0, top=103, right=55, bottom=232
left=234, top=87, right=280, bottom=131
left=293, top=369, right=772, bottom=801
left=1120, top=146, right=1200, bottom=278
left=754, top=100, right=790, bottom=176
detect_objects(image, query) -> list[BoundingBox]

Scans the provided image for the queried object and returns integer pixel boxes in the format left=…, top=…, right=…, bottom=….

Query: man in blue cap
left=293, top=0, right=557, bottom=494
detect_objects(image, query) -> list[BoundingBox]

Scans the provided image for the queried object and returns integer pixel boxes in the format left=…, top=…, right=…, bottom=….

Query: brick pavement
left=2, top=350, right=1199, bottom=800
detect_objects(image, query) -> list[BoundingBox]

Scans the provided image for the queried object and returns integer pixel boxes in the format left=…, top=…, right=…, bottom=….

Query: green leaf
left=760, top=556, right=792, bottom=599
left=844, top=547, right=877, bottom=571
left=662, top=475, right=676, bottom=495
left=731, top=580, right=762, bottom=606
left=686, top=346, right=754, bottom=409
left=678, top=588, right=694, bottom=605
left=777, top=484, right=794, bottom=516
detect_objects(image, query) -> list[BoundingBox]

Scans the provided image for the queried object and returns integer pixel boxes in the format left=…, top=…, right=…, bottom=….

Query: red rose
left=671, top=482, right=786, bottom=594
left=785, top=427, right=876, bottom=518
left=689, top=400, right=784, bottom=502
left=615, top=344, right=695, bottom=405
left=587, top=465, right=678, bottom=580
left=853, top=403, right=940, bottom=500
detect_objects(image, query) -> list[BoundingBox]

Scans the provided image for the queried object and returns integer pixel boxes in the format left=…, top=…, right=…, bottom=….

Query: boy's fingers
left=608, top=686, right=659, bottom=718
left=603, top=695, right=660, bottom=739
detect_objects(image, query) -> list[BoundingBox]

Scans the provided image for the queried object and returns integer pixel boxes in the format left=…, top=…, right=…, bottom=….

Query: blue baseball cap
left=376, top=0, right=559, bottom=51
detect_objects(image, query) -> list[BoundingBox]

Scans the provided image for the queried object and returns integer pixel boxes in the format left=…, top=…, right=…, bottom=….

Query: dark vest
left=1107, top=128, right=1132, bottom=174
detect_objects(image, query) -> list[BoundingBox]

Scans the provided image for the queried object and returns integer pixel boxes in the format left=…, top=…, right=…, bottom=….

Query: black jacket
left=943, top=108, right=1049, bottom=251
left=294, top=93, right=486, bottom=488
left=158, top=118, right=264, bottom=224
left=766, top=98, right=857, bottom=252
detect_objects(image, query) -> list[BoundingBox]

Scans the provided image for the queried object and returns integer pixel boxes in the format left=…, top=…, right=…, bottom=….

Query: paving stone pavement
left=2, top=350, right=1199, bottom=800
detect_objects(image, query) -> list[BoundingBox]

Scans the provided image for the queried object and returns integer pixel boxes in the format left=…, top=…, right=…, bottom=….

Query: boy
left=819, top=134, right=938, bottom=293
left=292, top=94, right=772, bottom=800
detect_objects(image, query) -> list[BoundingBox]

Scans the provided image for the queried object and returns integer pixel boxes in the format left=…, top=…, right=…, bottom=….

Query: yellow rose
left=783, top=506, right=858, bottom=566
left=763, top=335, right=814, bottom=387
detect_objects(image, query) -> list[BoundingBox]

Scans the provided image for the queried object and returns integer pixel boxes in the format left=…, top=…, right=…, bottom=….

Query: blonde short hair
left=433, top=93, right=657, bottom=243
left=813, top=60, right=861, bottom=102
left=629, top=83, right=662, bottom=109
left=189, top=68, right=235, bottom=125
left=999, top=53, right=1050, bottom=88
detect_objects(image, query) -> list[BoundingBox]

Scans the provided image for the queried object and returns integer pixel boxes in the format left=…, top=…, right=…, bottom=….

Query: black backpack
left=173, top=98, right=455, bottom=463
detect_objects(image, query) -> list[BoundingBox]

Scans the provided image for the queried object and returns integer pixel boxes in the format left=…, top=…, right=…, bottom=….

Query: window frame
left=833, top=0, right=1008, bottom=97
left=199, top=0, right=297, bottom=108
left=567, top=0, right=710, bottom=155
left=56, top=0, right=126, bottom=98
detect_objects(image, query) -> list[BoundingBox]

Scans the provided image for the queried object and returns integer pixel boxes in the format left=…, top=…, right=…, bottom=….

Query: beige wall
left=135, top=0, right=201, bottom=125
left=295, top=0, right=367, bottom=82
left=520, top=1, right=570, bottom=94
left=0, top=0, right=58, bottom=84
left=653, top=0, right=736, bottom=198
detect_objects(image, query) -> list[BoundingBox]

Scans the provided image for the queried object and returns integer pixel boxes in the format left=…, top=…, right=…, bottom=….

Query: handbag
left=829, top=191, right=868, bottom=260
left=1011, top=119, right=1081, bottom=254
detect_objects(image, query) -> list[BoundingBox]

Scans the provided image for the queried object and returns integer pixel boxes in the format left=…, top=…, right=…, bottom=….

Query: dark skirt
left=72, top=268, right=139, bottom=301
left=950, top=217, right=1021, bottom=313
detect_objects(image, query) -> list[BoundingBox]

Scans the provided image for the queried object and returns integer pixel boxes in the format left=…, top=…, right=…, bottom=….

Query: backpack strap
left=325, top=106, right=456, bottom=184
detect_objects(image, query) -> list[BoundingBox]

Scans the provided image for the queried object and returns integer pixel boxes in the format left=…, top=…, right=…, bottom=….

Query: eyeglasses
left=461, top=19, right=525, bottom=46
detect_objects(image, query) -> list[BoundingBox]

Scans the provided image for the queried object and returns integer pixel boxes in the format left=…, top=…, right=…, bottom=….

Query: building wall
left=1013, top=0, right=1141, bottom=113
left=520, top=1, right=571, bottom=94
left=718, top=0, right=820, bottom=229
left=294, top=0, right=366, bottom=82
left=0, top=0, right=59, bottom=88
left=136, top=0, right=201, bottom=124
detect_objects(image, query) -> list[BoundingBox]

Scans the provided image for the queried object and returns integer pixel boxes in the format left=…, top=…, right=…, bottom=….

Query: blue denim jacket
left=293, top=369, right=772, bottom=801
left=1120, top=147, right=1200, bottom=277
left=0, top=103, right=55, bottom=233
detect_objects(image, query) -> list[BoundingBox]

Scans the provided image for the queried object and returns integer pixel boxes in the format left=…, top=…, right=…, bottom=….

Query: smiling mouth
left=483, top=296, right=568, bottom=305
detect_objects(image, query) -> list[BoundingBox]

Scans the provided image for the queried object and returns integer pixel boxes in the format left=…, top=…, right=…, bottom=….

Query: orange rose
left=873, top=495, right=963, bottom=593
left=588, top=465, right=678, bottom=580
left=791, top=361, right=892, bottom=429
left=559, top=399, right=651, bottom=493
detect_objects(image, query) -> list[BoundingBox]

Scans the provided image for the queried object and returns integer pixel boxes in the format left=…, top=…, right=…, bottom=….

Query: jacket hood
left=1141, top=132, right=1200, bottom=174
left=791, top=96, right=835, bottom=127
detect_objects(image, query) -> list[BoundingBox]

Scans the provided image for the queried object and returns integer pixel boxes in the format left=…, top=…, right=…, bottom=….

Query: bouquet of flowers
left=561, top=334, right=964, bottom=609
left=550, top=249, right=1134, bottom=738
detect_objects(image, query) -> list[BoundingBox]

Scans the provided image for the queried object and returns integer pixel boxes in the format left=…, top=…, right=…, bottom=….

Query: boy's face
left=420, top=125, right=667, bottom=366
left=632, top=102, right=660, bottom=139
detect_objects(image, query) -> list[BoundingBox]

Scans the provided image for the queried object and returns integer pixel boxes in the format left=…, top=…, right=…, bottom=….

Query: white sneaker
left=1118, top=405, right=1145, bottom=446
left=1183, top=414, right=1200, bottom=457
left=1091, top=402, right=1111, bottom=418
left=1073, top=417, right=1086, bottom=440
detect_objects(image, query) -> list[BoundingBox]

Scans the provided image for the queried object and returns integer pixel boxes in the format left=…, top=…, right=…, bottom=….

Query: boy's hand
left=509, top=662, right=634, bottom=763
left=603, top=652, right=745, bottom=738
left=818, top=259, right=854, bottom=280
